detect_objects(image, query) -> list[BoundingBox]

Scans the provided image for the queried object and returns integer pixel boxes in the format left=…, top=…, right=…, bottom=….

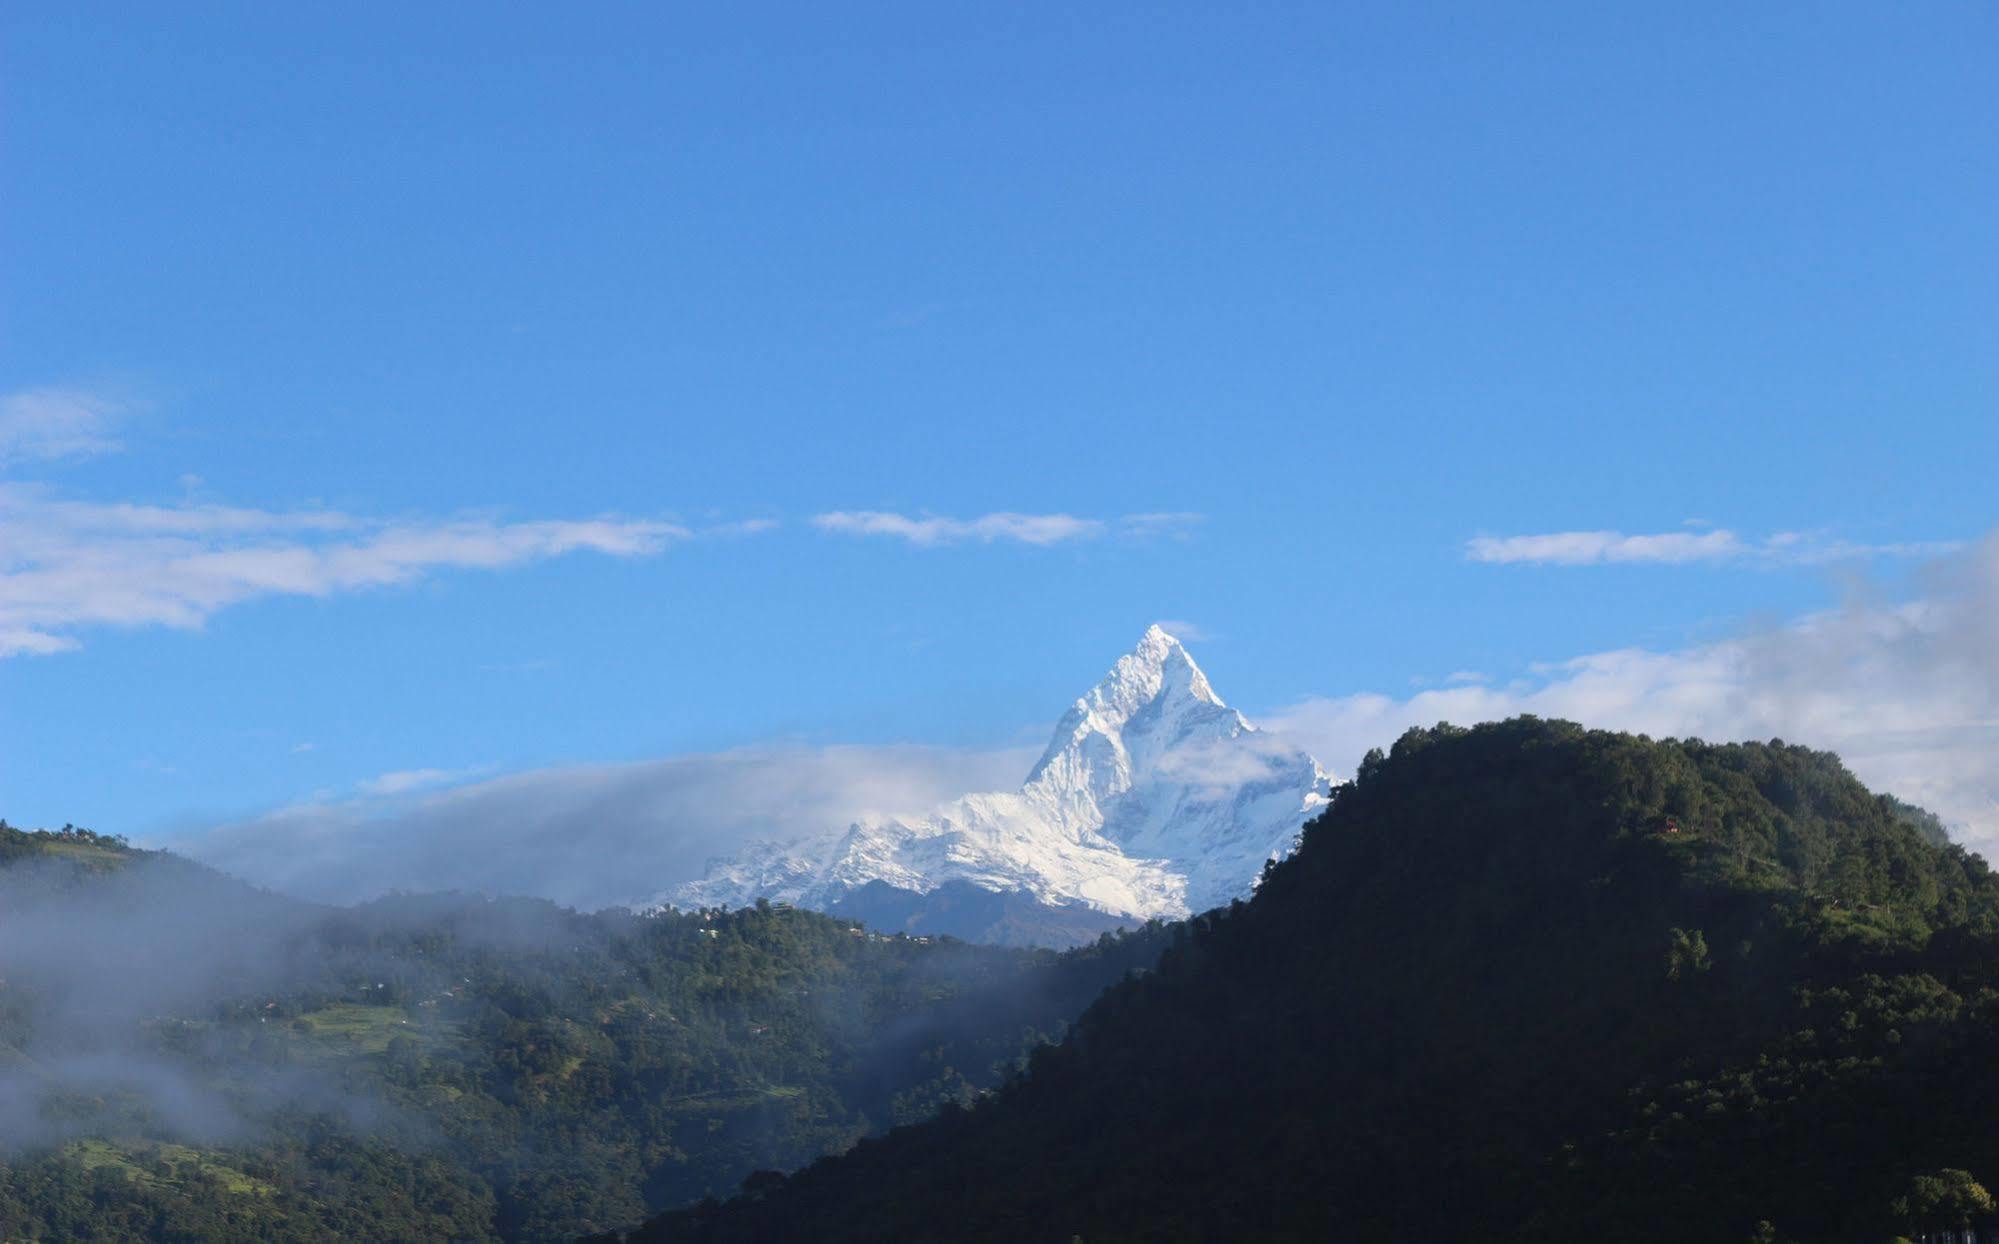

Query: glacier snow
left=669, top=626, right=1329, bottom=931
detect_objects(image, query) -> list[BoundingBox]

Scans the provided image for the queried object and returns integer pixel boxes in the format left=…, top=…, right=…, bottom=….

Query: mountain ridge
left=670, top=627, right=1328, bottom=944
left=617, top=718, right=1999, bottom=1243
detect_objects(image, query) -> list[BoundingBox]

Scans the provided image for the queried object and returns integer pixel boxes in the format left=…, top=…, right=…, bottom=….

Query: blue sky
left=2, top=4, right=1994, bottom=895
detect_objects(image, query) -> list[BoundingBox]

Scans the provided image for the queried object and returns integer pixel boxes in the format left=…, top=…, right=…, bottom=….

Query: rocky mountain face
left=670, top=627, right=1329, bottom=946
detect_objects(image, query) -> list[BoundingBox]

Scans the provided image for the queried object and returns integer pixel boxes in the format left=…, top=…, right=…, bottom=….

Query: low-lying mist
left=0, top=846, right=429, bottom=1151
left=0, top=826, right=1173, bottom=1236
left=161, top=742, right=1036, bottom=910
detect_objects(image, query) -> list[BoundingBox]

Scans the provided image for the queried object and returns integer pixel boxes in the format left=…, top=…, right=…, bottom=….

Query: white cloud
left=0, top=483, right=683, bottom=656
left=1265, top=531, right=1999, bottom=850
left=1150, top=732, right=1314, bottom=799
left=0, top=627, right=80, bottom=656
left=166, top=743, right=1038, bottom=910
left=811, top=509, right=1206, bottom=547
left=1151, top=618, right=1215, bottom=643
left=812, top=510, right=1105, bottom=546
left=704, top=517, right=781, bottom=537
left=1469, top=529, right=1747, bottom=565
left=355, top=767, right=482, bottom=797
left=0, top=389, right=126, bottom=465
left=1467, top=527, right=1960, bottom=567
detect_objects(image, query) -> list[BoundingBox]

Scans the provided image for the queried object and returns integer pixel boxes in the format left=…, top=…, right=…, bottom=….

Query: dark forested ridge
left=0, top=821, right=1169, bottom=1242
left=618, top=718, right=1999, bottom=1243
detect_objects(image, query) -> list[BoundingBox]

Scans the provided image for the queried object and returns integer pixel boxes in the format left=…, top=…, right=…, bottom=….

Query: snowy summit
left=669, top=627, right=1330, bottom=946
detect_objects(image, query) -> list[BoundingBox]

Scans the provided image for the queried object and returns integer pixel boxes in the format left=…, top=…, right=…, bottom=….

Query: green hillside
left=0, top=823, right=1168, bottom=1242
left=617, top=718, right=1999, bottom=1243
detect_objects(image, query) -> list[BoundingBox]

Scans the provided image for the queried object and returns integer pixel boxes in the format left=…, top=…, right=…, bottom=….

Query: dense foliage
left=620, top=718, right=1999, bottom=1243
left=0, top=821, right=1168, bottom=1242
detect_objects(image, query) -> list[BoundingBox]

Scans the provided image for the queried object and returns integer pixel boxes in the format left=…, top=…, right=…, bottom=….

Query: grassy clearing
left=66, top=1138, right=274, bottom=1197
left=36, top=841, right=129, bottom=868
left=286, top=1001, right=463, bottom=1063
left=294, top=1002, right=409, bottom=1047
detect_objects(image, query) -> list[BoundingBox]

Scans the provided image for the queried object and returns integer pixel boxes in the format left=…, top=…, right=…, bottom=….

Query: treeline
left=617, top=718, right=1999, bottom=1242
left=0, top=818, right=131, bottom=864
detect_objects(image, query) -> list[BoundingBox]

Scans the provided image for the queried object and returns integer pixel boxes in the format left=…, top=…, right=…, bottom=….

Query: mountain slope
left=0, top=820, right=1172, bottom=1242
left=673, top=627, right=1327, bottom=945
left=617, top=718, right=1999, bottom=1243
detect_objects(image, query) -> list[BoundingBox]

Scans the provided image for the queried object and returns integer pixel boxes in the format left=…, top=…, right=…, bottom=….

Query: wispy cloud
left=1151, top=618, right=1215, bottom=643
left=1467, top=527, right=1960, bottom=567
left=812, top=509, right=1205, bottom=547
left=1150, top=732, right=1316, bottom=801
left=0, top=388, right=127, bottom=465
left=0, top=484, right=683, bottom=657
left=813, top=510, right=1105, bottom=546
left=355, top=767, right=485, bottom=797
left=1268, top=530, right=1999, bottom=848
left=704, top=517, right=781, bottom=537
left=1468, top=529, right=1746, bottom=565
left=169, top=743, right=1038, bottom=910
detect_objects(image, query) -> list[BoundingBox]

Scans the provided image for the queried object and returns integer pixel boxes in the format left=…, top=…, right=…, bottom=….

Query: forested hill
left=617, top=718, right=1999, bottom=1243
left=0, top=820, right=1169, bottom=1242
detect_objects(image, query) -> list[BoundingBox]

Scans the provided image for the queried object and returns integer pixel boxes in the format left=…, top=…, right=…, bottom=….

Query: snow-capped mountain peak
left=1078, top=624, right=1223, bottom=718
left=1023, top=626, right=1245, bottom=831
left=670, top=628, right=1329, bottom=945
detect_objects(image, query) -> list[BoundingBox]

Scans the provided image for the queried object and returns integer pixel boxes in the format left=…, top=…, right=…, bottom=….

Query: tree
left=1665, top=927, right=1711, bottom=981
left=1892, top=1168, right=1994, bottom=1235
